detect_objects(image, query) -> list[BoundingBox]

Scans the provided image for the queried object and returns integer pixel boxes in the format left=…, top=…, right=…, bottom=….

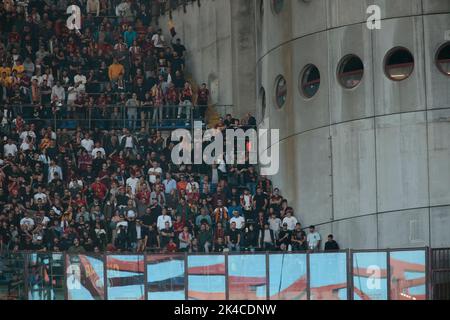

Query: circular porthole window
left=384, top=47, right=414, bottom=81
left=337, top=54, right=364, bottom=89
left=300, top=64, right=320, bottom=98
left=275, top=76, right=287, bottom=109
left=260, top=87, right=266, bottom=118
left=271, top=0, right=284, bottom=14
left=436, top=42, right=450, bottom=76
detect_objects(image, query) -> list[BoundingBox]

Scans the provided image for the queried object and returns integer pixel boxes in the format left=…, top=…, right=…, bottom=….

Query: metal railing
left=0, top=247, right=432, bottom=300
left=1, top=103, right=234, bottom=132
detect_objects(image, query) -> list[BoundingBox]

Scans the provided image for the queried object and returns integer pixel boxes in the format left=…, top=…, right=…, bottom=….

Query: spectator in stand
left=226, top=221, right=240, bottom=252
left=196, top=83, right=209, bottom=119
left=307, top=225, right=321, bottom=252
left=108, top=58, right=125, bottom=82
left=324, top=234, right=340, bottom=251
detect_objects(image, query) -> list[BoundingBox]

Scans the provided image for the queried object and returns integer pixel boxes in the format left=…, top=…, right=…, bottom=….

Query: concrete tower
left=256, top=0, right=450, bottom=249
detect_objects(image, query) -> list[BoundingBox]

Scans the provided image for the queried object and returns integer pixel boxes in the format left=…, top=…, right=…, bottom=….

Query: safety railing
left=1, top=103, right=235, bottom=132
left=0, top=247, right=431, bottom=300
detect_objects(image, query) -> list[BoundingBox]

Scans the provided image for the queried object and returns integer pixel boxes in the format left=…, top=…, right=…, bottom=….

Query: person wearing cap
left=307, top=225, right=321, bottom=252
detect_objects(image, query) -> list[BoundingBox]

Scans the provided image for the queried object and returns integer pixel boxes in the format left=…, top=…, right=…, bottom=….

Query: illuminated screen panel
left=309, top=252, right=348, bottom=300
left=27, top=253, right=65, bottom=300
left=66, top=255, right=105, bottom=300
left=228, top=255, right=267, bottom=300
left=352, top=252, right=388, bottom=300
left=147, top=255, right=186, bottom=300
left=106, top=255, right=145, bottom=300
left=389, top=250, right=426, bottom=300
left=0, top=252, right=27, bottom=300
left=187, top=255, right=226, bottom=300
left=269, top=254, right=307, bottom=300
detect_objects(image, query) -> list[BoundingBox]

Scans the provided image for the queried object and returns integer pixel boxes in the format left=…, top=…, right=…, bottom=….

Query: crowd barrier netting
left=0, top=248, right=429, bottom=300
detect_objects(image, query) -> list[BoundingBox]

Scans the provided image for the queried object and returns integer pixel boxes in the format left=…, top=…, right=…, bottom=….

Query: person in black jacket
left=259, top=223, right=275, bottom=251
left=324, top=234, right=340, bottom=251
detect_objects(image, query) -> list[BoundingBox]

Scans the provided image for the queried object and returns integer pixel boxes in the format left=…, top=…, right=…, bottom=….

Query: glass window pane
left=275, top=76, right=287, bottom=108
left=66, top=254, right=105, bottom=300
left=390, top=250, right=426, bottom=300
left=310, top=252, right=348, bottom=300
left=353, top=252, right=388, bottom=300
left=271, top=0, right=284, bottom=14
left=436, top=42, right=450, bottom=76
left=0, top=252, right=26, bottom=300
left=338, top=55, right=364, bottom=89
left=106, top=255, right=145, bottom=300
left=147, top=254, right=185, bottom=300
left=228, top=254, right=267, bottom=300
left=27, top=253, right=65, bottom=300
left=269, top=253, right=307, bottom=300
left=384, top=47, right=414, bottom=81
left=300, top=64, right=320, bottom=98
left=187, top=255, right=225, bottom=300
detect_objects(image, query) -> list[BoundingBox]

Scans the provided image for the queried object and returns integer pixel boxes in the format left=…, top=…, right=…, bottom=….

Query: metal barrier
left=2, top=103, right=234, bottom=132
left=0, top=248, right=431, bottom=300
left=430, top=248, right=450, bottom=300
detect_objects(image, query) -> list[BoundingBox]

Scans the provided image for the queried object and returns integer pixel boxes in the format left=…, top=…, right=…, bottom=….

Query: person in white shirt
left=163, top=173, right=177, bottom=195
left=126, top=173, right=139, bottom=195
left=307, top=225, right=321, bottom=252
left=81, top=134, right=94, bottom=153
left=157, top=208, right=172, bottom=231
left=282, top=209, right=298, bottom=231
left=268, top=213, right=282, bottom=240
left=51, top=81, right=65, bottom=102
left=3, top=138, right=17, bottom=157
left=20, top=136, right=33, bottom=152
left=229, top=210, right=246, bottom=230
left=185, top=175, right=200, bottom=194
left=19, top=129, right=36, bottom=143
left=33, top=187, right=48, bottom=203
left=74, top=69, right=87, bottom=92
left=20, top=216, right=35, bottom=230
left=48, top=160, right=63, bottom=182
left=147, top=161, right=162, bottom=185
left=151, top=29, right=165, bottom=49
left=91, top=141, right=106, bottom=158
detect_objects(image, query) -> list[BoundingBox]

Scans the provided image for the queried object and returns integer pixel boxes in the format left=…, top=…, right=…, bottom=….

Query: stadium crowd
left=0, top=0, right=340, bottom=254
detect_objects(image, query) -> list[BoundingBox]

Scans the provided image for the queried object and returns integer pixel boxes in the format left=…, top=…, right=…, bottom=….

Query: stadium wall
left=160, top=0, right=257, bottom=119
left=256, top=0, right=450, bottom=249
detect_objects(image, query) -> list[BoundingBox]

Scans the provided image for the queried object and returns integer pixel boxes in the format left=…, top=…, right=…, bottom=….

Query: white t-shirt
left=34, top=192, right=47, bottom=202
left=307, top=232, right=321, bottom=250
left=157, top=214, right=172, bottom=231
left=148, top=167, right=162, bottom=184
left=126, top=177, right=139, bottom=194
left=20, top=217, right=35, bottom=228
left=4, top=143, right=18, bottom=156
left=230, top=216, right=246, bottom=230
left=186, top=181, right=199, bottom=194
left=124, top=136, right=134, bottom=149
left=92, top=147, right=106, bottom=158
left=19, top=130, right=36, bottom=142
left=282, top=216, right=298, bottom=231
left=81, top=138, right=94, bottom=152
left=151, top=34, right=165, bottom=48
left=20, top=142, right=31, bottom=151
